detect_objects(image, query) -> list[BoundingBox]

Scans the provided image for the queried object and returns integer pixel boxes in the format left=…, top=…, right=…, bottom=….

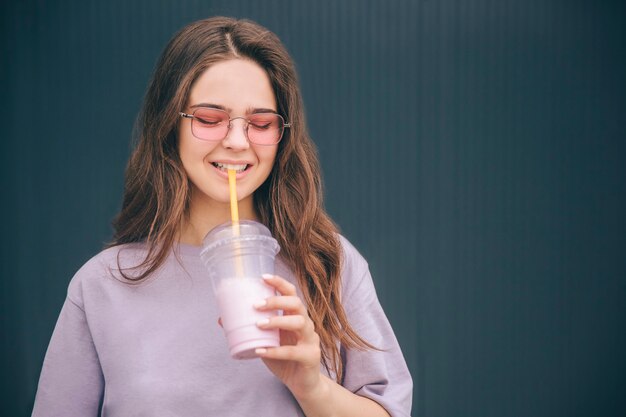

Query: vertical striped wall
left=1, top=1, right=625, bottom=416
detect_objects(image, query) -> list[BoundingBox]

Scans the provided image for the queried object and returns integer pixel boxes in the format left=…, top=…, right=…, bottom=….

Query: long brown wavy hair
left=109, top=17, right=375, bottom=382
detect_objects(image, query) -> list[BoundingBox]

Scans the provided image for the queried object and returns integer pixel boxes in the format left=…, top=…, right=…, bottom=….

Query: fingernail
left=256, top=318, right=270, bottom=327
left=255, top=348, right=267, bottom=355
left=262, top=274, right=273, bottom=280
left=253, top=299, right=267, bottom=308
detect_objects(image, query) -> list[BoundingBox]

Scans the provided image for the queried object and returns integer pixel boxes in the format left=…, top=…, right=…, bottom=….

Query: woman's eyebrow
left=189, top=103, right=277, bottom=114
left=190, top=102, right=228, bottom=111
left=249, top=107, right=277, bottom=114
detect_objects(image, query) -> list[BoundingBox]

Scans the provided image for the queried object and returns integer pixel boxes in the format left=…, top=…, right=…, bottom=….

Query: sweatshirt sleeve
left=339, top=236, right=413, bottom=417
left=32, top=281, right=104, bottom=416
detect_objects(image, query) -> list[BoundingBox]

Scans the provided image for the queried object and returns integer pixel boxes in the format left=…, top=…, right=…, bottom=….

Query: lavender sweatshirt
left=32, top=236, right=413, bottom=416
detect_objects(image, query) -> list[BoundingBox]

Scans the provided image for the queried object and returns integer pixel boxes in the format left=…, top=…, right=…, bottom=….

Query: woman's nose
left=221, top=118, right=250, bottom=150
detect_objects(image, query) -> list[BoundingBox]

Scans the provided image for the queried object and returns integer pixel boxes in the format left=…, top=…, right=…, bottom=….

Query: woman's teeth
left=212, top=162, right=248, bottom=173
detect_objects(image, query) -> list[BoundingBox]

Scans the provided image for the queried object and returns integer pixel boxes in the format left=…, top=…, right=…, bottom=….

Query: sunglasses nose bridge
left=226, top=116, right=251, bottom=138
left=223, top=116, right=251, bottom=147
left=227, top=116, right=249, bottom=128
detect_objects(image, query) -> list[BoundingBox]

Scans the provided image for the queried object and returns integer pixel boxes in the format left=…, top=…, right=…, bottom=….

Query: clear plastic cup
left=200, top=220, right=281, bottom=359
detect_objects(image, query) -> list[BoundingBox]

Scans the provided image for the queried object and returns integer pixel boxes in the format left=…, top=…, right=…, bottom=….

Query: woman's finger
left=255, top=344, right=320, bottom=363
left=257, top=314, right=313, bottom=335
left=255, top=295, right=306, bottom=315
left=261, top=274, right=297, bottom=296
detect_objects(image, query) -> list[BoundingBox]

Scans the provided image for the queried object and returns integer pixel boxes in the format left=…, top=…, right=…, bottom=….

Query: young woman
left=32, top=17, right=412, bottom=417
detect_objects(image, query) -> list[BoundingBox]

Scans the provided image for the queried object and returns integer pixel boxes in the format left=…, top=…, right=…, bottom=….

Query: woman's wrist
left=292, top=373, right=335, bottom=417
left=292, top=373, right=391, bottom=417
left=291, top=372, right=330, bottom=401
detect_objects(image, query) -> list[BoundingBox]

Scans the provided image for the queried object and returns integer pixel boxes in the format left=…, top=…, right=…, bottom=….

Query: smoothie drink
left=216, top=277, right=279, bottom=359
left=200, top=220, right=281, bottom=359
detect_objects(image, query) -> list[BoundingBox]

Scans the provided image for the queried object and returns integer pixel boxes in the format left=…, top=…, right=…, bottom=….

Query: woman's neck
left=178, top=193, right=259, bottom=246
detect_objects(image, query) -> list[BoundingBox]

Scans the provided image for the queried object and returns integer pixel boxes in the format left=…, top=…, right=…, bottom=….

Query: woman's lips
left=211, top=162, right=248, bottom=173
left=209, top=161, right=252, bottom=179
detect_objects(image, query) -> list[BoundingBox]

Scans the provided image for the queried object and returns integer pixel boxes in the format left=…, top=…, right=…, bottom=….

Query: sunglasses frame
left=179, top=107, right=292, bottom=145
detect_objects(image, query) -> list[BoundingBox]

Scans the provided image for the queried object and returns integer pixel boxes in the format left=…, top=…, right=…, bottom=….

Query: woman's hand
left=254, top=274, right=324, bottom=400
left=253, top=274, right=391, bottom=417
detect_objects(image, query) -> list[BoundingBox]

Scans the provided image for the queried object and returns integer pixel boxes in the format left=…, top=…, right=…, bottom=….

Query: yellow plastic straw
left=227, top=169, right=240, bottom=235
left=228, top=169, right=244, bottom=277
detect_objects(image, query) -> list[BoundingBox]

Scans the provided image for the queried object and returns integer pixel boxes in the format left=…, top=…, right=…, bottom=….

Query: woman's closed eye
left=250, top=122, right=272, bottom=130
left=249, top=116, right=277, bottom=130
left=196, top=117, right=223, bottom=126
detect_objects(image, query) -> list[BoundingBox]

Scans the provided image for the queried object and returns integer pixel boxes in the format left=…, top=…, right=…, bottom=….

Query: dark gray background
left=1, top=1, right=625, bottom=416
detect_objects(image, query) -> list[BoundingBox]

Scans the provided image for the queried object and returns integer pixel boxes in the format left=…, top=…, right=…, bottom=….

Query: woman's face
left=178, top=59, right=279, bottom=213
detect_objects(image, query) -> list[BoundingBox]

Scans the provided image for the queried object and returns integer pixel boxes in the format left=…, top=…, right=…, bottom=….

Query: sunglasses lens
left=248, top=114, right=284, bottom=145
left=191, top=108, right=229, bottom=140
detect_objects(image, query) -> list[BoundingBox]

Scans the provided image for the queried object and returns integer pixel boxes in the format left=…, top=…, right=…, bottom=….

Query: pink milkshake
left=216, top=277, right=280, bottom=359
left=200, top=220, right=281, bottom=359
